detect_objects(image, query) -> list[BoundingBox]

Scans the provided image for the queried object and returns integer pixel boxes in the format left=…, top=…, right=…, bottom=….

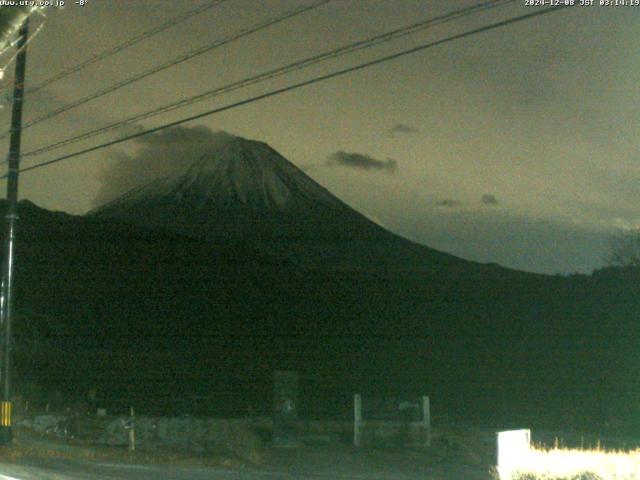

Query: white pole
left=354, top=394, right=362, bottom=446
left=422, top=396, right=431, bottom=447
left=128, top=406, right=135, bottom=451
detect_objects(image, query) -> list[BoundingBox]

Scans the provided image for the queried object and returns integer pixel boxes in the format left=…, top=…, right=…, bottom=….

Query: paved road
left=2, top=433, right=494, bottom=479
left=0, top=462, right=301, bottom=480
left=0, top=458, right=491, bottom=480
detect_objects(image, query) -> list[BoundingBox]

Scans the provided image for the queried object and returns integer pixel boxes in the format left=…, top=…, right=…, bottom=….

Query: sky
left=0, top=0, right=637, bottom=275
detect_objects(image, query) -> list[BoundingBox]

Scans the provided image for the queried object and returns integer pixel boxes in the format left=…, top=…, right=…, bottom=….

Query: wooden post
left=354, top=394, right=362, bottom=446
left=422, top=395, right=431, bottom=447
left=128, top=407, right=135, bottom=451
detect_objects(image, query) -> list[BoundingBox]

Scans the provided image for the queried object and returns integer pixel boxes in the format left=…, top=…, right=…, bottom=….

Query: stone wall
left=20, top=414, right=265, bottom=462
left=19, top=414, right=423, bottom=453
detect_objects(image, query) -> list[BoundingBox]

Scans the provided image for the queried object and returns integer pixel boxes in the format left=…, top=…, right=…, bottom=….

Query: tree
left=607, top=229, right=640, bottom=268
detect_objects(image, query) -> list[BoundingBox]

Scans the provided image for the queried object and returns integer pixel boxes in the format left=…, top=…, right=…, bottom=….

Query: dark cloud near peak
left=327, top=151, right=398, bottom=174
left=390, top=123, right=418, bottom=136
left=482, top=194, right=499, bottom=206
left=435, top=199, right=462, bottom=208
left=93, top=126, right=234, bottom=208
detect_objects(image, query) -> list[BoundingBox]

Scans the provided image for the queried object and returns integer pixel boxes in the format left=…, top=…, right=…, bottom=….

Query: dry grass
left=495, top=442, right=640, bottom=480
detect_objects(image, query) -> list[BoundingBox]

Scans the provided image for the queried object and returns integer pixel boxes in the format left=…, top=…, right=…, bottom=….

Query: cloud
left=394, top=207, right=612, bottom=275
left=435, top=199, right=462, bottom=208
left=481, top=194, right=498, bottom=206
left=92, top=126, right=234, bottom=208
left=327, top=151, right=398, bottom=173
left=389, top=123, right=418, bottom=136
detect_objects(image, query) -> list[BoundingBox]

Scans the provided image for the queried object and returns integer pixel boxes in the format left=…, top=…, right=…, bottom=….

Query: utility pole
left=0, top=17, right=29, bottom=446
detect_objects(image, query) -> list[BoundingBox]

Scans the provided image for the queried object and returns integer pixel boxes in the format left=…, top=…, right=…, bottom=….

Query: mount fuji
left=4, top=136, right=633, bottom=424
left=90, top=134, right=481, bottom=271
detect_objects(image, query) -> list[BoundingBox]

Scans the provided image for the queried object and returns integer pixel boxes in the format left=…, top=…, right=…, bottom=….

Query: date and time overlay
left=526, top=0, right=639, bottom=6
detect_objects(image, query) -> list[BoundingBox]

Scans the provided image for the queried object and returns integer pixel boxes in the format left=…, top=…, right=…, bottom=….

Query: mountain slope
left=89, top=135, right=474, bottom=270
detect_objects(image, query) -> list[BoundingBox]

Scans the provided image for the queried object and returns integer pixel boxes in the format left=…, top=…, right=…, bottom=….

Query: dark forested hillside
left=2, top=200, right=638, bottom=430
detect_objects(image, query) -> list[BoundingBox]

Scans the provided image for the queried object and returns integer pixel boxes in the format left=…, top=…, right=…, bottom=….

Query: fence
left=353, top=394, right=430, bottom=447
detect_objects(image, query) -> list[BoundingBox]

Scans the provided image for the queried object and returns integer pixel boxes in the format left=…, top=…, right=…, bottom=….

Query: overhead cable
left=11, top=0, right=230, bottom=97
left=22, top=0, right=514, bottom=159
left=7, top=5, right=571, bottom=178
left=0, top=0, right=332, bottom=141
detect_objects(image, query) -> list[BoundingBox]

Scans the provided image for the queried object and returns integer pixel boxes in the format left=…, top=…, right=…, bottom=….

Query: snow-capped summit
left=90, top=134, right=466, bottom=270
left=93, top=135, right=347, bottom=214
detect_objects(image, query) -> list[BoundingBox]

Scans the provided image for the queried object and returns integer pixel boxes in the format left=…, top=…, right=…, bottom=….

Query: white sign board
left=496, top=429, right=531, bottom=480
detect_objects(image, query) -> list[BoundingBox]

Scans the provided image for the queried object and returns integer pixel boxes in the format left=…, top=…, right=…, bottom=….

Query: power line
left=22, top=0, right=514, bottom=159
left=1, top=0, right=230, bottom=97
left=0, top=0, right=332, bottom=141
left=5, top=5, right=571, bottom=179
